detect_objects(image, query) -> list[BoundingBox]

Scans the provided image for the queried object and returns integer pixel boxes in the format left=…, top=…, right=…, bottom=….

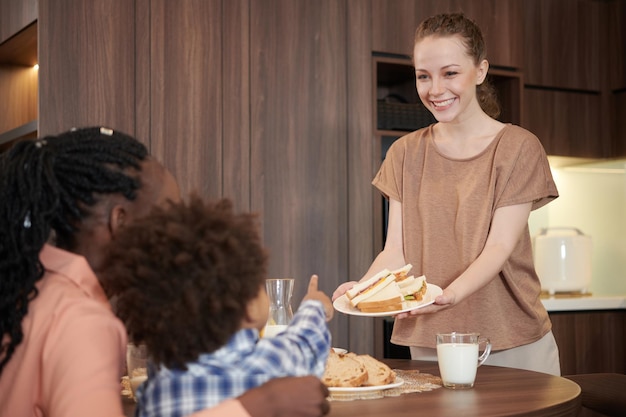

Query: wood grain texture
left=0, top=0, right=37, bottom=45
left=523, top=0, right=601, bottom=91
left=249, top=0, right=349, bottom=341
left=550, top=311, right=626, bottom=376
left=38, top=0, right=136, bottom=136
left=371, top=0, right=523, bottom=69
left=148, top=0, right=223, bottom=199
left=326, top=359, right=581, bottom=417
left=346, top=0, right=378, bottom=356
left=608, top=1, right=626, bottom=90
left=523, top=88, right=609, bottom=157
left=0, top=65, right=37, bottom=133
left=613, top=91, right=626, bottom=157
left=222, top=0, right=251, bottom=212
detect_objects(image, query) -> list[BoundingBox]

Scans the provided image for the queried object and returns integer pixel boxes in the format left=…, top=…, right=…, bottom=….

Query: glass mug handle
left=477, top=336, right=492, bottom=367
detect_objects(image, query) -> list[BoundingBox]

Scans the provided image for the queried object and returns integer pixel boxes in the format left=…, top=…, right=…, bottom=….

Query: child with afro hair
left=101, top=196, right=334, bottom=417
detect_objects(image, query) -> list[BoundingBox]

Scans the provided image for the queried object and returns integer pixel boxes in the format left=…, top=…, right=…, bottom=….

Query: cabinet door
left=0, top=0, right=37, bottom=44
left=550, top=311, right=626, bottom=375
left=523, top=88, right=609, bottom=157
left=524, top=0, right=602, bottom=91
left=371, top=0, right=523, bottom=69
left=613, top=92, right=626, bottom=157
left=38, top=0, right=136, bottom=136
left=609, top=0, right=626, bottom=90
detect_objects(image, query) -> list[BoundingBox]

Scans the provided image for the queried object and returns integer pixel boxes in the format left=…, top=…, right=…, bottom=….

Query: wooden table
left=326, top=359, right=581, bottom=417
left=123, top=359, right=582, bottom=417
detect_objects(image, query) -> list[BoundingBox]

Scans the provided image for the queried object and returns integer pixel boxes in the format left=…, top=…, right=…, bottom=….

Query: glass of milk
left=263, top=278, right=294, bottom=337
left=436, top=332, right=491, bottom=389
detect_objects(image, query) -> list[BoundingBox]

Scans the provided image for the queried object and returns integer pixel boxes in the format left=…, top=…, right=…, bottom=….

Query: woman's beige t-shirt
left=373, top=124, right=558, bottom=350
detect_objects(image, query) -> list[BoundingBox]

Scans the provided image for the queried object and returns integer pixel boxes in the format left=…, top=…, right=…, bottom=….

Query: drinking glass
left=436, top=332, right=491, bottom=389
left=126, top=343, right=148, bottom=401
left=263, top=278, right=294, bottom=337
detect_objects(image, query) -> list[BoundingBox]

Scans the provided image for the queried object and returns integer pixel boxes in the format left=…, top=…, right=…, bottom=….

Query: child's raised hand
left=302, top=275, right=334, bottom=322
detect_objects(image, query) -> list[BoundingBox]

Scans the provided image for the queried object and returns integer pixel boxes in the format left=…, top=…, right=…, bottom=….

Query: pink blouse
left=0, top=245, right=250, bottom=417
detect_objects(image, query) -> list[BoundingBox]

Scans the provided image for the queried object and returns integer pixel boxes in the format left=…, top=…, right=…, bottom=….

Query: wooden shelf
left=0, top=119, right=37, bottom=146
left=0, top=21, right=37, bottom=66
left=0, top=20, right=38, bottom=144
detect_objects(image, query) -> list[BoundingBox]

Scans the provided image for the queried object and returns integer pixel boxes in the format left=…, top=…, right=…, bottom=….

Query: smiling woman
left=333, top=12, right=561, bottom=376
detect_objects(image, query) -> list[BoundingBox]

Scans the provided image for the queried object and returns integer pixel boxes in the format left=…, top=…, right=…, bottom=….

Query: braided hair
left=0, top=127, right=148, bottom=374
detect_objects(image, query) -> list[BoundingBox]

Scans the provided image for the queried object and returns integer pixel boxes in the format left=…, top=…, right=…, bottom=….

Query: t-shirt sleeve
left=495, top=130, right=559, bottom=211
left=372, top=140, right=404, bottom=202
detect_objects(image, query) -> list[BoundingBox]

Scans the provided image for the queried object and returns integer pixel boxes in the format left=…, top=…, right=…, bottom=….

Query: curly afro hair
left=102, top=195, right=268, bottom=369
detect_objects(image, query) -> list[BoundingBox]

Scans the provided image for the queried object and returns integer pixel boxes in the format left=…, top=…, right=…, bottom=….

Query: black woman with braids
left=0, top=127, right=180, bottom=417
left=0, top=127, right=331, bottom=417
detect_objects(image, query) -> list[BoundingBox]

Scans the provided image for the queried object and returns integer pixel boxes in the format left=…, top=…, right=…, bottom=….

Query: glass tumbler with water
left=264, top=278, right=294, bottom=337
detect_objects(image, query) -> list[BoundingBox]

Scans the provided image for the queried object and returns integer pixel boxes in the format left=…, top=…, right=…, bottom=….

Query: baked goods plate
left=333, top=283, right=443, bottom=317
left=328, top=377, right=404, bottom=393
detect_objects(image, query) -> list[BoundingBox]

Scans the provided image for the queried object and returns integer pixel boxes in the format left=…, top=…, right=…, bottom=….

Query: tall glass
left=264, top=278, right=294, bottom=337
left=126, top=343, right=148, bottom=401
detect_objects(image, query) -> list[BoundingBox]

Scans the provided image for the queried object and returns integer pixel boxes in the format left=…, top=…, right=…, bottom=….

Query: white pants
left=409, top=331, right=561, bottom=376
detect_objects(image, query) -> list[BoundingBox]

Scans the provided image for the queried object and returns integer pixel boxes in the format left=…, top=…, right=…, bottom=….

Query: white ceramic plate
left=333, top=283, right=443, bottom=317
left=332, top=347, right=348, bottom=354
left=328, top=377, right=404, bottom=393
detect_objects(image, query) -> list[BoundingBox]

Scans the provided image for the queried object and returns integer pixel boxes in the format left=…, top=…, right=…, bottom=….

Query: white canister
left=532, top=227, right=592, bottom=295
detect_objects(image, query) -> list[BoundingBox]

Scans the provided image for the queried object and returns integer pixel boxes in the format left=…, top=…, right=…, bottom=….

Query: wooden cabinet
left=524, top=0, right=602, bottom=91
left=613, top=92, right=626, bottom=157
left=549, top=310, right=626, bottom=376
left=0, top=0, right=37, bottom=44
left=523, top=88, right=611, bottom=158
left=370, top=0, right=523, bottom=69
left=0, top=0, right=38, bottom=151
left=608, top=0, right=626, bottom=90
left=521, top=0, right=626, bottom=158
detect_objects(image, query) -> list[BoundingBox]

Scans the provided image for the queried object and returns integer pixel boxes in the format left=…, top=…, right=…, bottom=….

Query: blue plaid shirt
left=135, top=300, right=331, bottom=417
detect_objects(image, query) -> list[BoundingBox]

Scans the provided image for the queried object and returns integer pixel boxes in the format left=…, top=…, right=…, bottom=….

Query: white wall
left=529, top=160, right=626, bottom=296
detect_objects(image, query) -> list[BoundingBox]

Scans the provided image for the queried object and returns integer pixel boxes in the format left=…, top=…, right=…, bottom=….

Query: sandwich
left=345, top=264, right=428, bottom=313
left=345, top=268, right=393, bottom=306
left=355, top=281, right=404, bottom=313
left=391, top=264, right=413, bottom=283
left=397, top=274, right=428, bottom=302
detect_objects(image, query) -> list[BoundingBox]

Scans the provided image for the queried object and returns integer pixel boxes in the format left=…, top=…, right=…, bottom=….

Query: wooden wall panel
left=38, top=0, right=136, bottom=136
left=222, top=0, right=251, bottom=212
left=371, top=0, right=523, bottom=69
left=0, top=0, right=37, bottom=44
left=249, top=0, right=349, bottom=342
left=346, top=0, right=378, bottom=355
left=148, top=0, right=223, bottom=199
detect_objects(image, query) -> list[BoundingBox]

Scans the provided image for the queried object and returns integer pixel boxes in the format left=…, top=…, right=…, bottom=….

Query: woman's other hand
left=394, top=287, right=456, bottom=319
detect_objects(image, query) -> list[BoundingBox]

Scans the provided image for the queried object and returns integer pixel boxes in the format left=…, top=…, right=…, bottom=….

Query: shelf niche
left=0, top=21, right=38, bottom=151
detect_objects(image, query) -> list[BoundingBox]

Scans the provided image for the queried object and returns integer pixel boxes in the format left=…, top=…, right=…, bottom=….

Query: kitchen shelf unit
left=0, top=20, right=38, bottom=152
